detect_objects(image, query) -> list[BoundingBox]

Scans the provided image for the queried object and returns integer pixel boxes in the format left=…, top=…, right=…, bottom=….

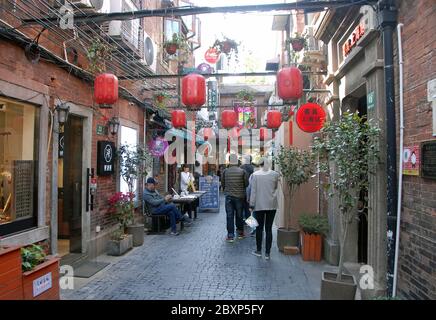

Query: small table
left=172, top=193, right=204, bottom=219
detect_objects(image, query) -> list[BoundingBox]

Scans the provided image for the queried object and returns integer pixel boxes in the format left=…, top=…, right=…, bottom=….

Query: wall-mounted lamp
left=108, top=117, right=120, bottom=135
left=56, top=103, right=70, bottom=125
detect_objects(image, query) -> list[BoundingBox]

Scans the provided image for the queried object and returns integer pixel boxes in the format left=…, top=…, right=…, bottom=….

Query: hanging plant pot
left=222, top=41, right=232, bottom=54
left=165, top=43, right=178, bottom=55
left=290, top=38, right=305, bottom=52
left=24, top=43, right=41, bottom=64
left=156, top=95, right=165, bottom=103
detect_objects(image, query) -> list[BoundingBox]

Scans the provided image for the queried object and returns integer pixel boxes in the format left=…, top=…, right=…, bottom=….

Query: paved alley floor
left=61, top=197, right=332, bottom=300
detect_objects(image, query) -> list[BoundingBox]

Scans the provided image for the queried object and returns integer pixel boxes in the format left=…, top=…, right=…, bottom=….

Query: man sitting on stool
left=143, top=177, right=191, bottom=236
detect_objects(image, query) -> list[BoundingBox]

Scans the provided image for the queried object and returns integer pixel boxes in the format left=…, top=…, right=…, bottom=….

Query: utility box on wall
left=97, top=141, right=115, bottom=176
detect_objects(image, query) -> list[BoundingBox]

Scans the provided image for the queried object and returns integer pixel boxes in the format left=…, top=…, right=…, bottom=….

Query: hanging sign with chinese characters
left=343, top=23, right=365, bottom=57
left=296, top=103, right=326, bottom=133
left=97, top=141, right=115, bottom=176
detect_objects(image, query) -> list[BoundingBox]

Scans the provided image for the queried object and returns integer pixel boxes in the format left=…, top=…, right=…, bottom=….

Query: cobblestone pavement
left=62, top=196, right=331, bottom=300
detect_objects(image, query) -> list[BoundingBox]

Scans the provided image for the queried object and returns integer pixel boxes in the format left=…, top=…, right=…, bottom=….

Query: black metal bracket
left=86, top=168, right=95, bottom=212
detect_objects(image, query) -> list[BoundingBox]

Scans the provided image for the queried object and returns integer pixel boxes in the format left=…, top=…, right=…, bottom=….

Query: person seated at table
left=143, top=177, right=191, bottom=236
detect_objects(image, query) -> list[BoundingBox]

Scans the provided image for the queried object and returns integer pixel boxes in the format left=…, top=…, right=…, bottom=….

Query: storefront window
left=0, top=98, right=39, bottom=236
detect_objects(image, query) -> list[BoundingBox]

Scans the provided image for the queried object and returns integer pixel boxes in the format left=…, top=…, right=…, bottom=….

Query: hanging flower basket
left=212, top=36, right=239, bottom=63
left=236, top=89, right=255, bottom=103
left=287, top=33, right=308, bottom=52
left=163, top=33, right=188, bottom=56
left=153, top=91, right=171, bottom=108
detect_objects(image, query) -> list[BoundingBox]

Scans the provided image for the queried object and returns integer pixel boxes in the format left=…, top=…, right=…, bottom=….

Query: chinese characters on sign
left=343, top=23, right=365, bottom=57
left=33, top=272, right=52, bottom=297
left=296, top=103, right=326, bottom=133
left=403, top=145, right=420, bottom=176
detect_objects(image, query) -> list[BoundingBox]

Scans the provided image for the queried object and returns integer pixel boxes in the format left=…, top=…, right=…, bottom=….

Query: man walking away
left=240, top=155, right=254, bottom=220
left=222, top=154, right=248, bottom=242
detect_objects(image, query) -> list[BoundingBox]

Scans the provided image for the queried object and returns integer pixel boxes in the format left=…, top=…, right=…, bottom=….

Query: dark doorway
left=59, top=115, right=83, bottom=254
left=357, top=94, right=368, bottom=264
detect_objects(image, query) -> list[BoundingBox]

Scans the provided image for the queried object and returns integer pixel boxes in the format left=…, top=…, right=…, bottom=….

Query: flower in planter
left=108, top=192, right=135, bottom=233
left=211, top=36, right=240, bottom=64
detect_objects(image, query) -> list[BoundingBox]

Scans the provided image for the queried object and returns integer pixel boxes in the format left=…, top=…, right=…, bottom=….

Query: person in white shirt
left=249, top=157, right=280, bottom=260
left=180, top=165, right=194, bottom=194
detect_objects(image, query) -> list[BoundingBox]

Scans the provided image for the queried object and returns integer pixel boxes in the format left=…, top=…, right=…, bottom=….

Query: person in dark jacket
left=240, top=155, right=254, bottom=220
left=222, top=154, right=249, bottom=242
left=143, top=177, right=190, bottom=236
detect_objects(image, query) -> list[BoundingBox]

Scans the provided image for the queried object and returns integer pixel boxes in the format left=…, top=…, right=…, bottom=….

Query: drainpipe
left=392, top=23, right=404, bottom=298
left=378, top=0, right=398, bottom=297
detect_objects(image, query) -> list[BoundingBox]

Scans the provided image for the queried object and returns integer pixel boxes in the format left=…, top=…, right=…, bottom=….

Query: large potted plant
left=21, top=244, right=60, bottom=300
left=313, top=112, right=380, bottom=300
left=298, top=214, right=329, bottom=262
left=276, top=146, right=316, bottom=251
left=117, top=144, right=152, bottom=247
left=107, top=191, right=134, bottom=255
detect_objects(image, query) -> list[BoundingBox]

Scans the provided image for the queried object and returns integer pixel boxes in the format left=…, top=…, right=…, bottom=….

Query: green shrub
left=298, top=214, right=329, bottom=235
left=21, top=244, right=46, bottom=272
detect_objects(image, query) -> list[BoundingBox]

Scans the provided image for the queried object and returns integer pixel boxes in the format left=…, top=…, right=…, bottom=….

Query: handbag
left=245, top=214, right=258, bottom=228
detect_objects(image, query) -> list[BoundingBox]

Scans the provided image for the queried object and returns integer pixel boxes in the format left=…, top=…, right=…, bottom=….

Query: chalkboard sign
left=199, top=176, right=220, bottom=212
left=421, top=141, right=436, bottom=179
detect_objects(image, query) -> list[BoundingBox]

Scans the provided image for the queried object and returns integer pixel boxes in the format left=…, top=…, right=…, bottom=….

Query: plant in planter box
left=275, top=146, right=316, bottom=251
left=298, top=214, right=329, bottom=261
left=20, top=244, right=60, bottom=300
left=313, top=112, right=380, bottom=300
left=117, top=144, right=153, bottom=247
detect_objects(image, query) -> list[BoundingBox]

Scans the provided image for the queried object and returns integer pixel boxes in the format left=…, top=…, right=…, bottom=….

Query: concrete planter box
left=126, top=224, right=144, bottom=247
left=22, top=256, right=60, bottom=300
left=277, top=228, right=300, bottom=252
left=0, top=246, right=23, bottom=300
left=320, top=271, right=357, bottom=300
left=107, top=234, right=133, bottom=256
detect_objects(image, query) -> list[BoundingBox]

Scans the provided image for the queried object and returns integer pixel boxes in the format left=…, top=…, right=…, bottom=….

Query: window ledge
left=0, top=226, right=49, bottom=247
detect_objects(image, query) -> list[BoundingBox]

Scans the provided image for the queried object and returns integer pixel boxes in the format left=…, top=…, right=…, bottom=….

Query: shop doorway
left=58, top=115, right=83, bottom=256
left=357, top=94, right=368, bottom=264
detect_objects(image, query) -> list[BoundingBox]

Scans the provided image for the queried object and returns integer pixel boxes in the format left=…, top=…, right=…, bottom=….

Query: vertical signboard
left=403, top=145, right=420, bottom=176
left=199, top=176, right=220, bottom=212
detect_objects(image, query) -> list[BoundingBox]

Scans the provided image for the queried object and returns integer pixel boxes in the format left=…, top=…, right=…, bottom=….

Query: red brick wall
left=394, top=0, right=436, bottom=300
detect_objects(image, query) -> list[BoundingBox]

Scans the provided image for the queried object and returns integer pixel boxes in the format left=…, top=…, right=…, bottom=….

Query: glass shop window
left=0, top=98, right=39, bottom=236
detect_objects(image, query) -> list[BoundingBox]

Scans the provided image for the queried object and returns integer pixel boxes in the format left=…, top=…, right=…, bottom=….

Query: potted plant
left=212, top=36, right=239, bottom=63
left=0, top=246, right=23, bottom=300
left=21, top=244, right=60, bottom=300
left=163, top=33, right=188, bottom=55
left=287, top=33, right=308, bottom=52
left=117, top=144, right=152, bottom=247
left=298, top=214, right=329, bottom=262
left=153, top=91, right=171, bottom=109
left=107, top=192, right=134, bottom=256
left=275, top=146, right=316, bottom=251
left=86, top=38, right=113, bottom=74
left=236, top=89, right=255, bottom=103
left=313, top=112, right=380, bottom=300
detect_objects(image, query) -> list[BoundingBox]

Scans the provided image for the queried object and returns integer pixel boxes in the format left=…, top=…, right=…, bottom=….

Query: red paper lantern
left=267, top=110, right=282, bottom=129
left=171, top=110, right=186, bottom=128
left=296, top=103, right=326, bottom=133
left=94, top=73, right=118, bottom=105
left=259, top=127, right=267, bottom=141
left=182, top=73, right=206, bottom=108
left=221, top=110, right=237, bottom=128
left=277, top=67, right=303, bottom=101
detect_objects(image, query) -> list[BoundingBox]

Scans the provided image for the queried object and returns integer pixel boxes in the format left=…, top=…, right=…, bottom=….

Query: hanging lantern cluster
left=171, top=110, right=186, bottom=128
left=181, top=73, right=206, bottom=109
left=94, top=73, right=119, bottom=106
left=277, top=67, right=303, bottom=101
left=221, top=110, right=237, bottom=129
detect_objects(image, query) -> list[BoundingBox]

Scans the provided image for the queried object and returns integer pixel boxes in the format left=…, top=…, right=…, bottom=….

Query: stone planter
left=320, top=271, right=357, bottom=300
left=277, top=228, right=300, bottom=252
left=126, top=224, right=144, bottom=247
left=22, top=256, right=60, bottom=300
left=107, top=234, right=133, bottom=256
left=0, top=246, right=23, bottom=300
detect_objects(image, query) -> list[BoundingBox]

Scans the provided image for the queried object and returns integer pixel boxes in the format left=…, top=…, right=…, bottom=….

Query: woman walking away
left=249, top=157, right=279, bottom=260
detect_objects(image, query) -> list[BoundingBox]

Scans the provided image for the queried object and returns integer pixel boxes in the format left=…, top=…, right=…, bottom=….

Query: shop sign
left=296, top=103, right=326, bottom=133
left=33, top=272, right=52, bottom=297
left=403, top=145, right=420, bottom=176
left=204, top=48, right=220, bottom=64
left=421, top=141, right=436, bottom=179
left=97, top=141, right=115, bottom=176
left=367, top=91, right=375, bottom=110
left=96, top=124, right=107, bottom=136
left=343, top=23, right=365, bottom=57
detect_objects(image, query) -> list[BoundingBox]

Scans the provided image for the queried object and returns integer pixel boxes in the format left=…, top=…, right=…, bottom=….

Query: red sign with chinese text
left=296, top=103, right=326, bottom=133
left=204, top=48, right=220, bottom=64
left=343, top=23, right=365, bottom=57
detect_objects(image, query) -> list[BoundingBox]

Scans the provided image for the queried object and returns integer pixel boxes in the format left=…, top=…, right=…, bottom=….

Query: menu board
left=421, top=141, right=436, bottom=179
left=199, top=176, right=220, bottom=212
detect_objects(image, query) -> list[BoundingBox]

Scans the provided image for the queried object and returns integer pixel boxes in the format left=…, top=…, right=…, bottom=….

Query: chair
left=143, top=201, right=170, bottom=233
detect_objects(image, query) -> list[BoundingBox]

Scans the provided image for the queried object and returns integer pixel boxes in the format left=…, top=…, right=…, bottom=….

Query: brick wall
left=394, top=0, right=436, bottom=300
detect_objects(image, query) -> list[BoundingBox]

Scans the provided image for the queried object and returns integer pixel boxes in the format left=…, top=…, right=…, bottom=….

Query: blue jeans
left=153, top=203, right=183, bottom=232
left=243, top=200, right=251, bottom=219
left=225, top=195, right=244, bottom=238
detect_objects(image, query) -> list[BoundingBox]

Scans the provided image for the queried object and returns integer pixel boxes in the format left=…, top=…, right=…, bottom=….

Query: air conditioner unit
left=106, top=0, right=140, bottom=50
left=140, top=32, right=158, bottom=73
